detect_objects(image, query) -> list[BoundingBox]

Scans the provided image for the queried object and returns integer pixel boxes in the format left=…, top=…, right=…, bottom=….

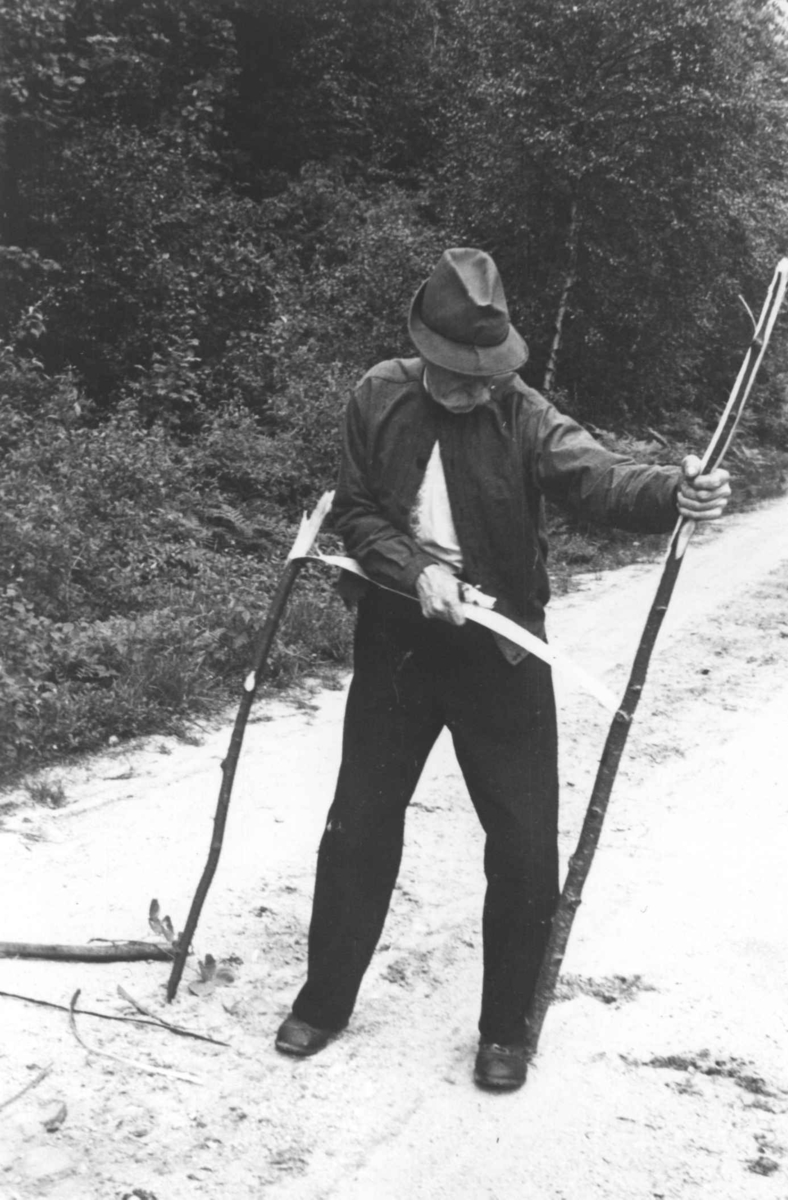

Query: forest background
left=2, top=0, right=788, bottom=778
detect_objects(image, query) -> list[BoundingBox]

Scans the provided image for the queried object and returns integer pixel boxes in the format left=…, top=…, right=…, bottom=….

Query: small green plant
left=148, top=898, right=178, bottom=948
left=25, top=777, right=67, bottom=808
left=187, top=953, right=237, bottom=998
left=147, top=899, right=236, bottom=997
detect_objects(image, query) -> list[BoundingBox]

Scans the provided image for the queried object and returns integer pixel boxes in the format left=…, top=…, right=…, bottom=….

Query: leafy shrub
left=0, top=343, right=353, bottom=776
left=4, top=0, right=788, bottom=780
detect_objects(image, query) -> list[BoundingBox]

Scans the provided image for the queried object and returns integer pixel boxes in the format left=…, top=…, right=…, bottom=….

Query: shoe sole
left=275, top=1032, right=334, bottom=1057
left=275, top=1039, right=325, bottom=1057
left=474, top=1072, right=526, bottom=1091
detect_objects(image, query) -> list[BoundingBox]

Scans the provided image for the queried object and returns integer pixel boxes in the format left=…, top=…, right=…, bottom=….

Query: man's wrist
left=406, top=553, right=443, bottom=593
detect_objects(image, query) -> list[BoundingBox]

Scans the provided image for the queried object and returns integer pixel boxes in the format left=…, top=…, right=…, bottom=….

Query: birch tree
left=437, top=0, right=788, bottom=422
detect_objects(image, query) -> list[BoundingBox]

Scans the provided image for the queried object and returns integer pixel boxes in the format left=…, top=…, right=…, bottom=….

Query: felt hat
left=408, top=247, right=528, bottom=376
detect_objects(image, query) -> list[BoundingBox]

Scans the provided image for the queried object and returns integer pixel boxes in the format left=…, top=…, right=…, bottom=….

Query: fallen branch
left=0, top=988, right=227, bottom=1046
left=116, top=986, right=226, bottom=1046
left=0, top=940, right=173, bottom=962
left=68, top=990, right=200, bottom=1084
left=166, top=491, right=335, bottom=1002
left=0, top=1064, right=52, bottom=1113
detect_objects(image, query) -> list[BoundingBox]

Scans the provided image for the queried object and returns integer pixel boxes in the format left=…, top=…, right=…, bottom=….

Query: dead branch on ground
left=0, top=1064, right=52, bottom=1113
left=0, top=940, right=174, bottom=962
left=116, top=985, right=227, bottom=1045
left=0, top=988, right=227, bottom=1046
left=68, top=990, right=201, bottom=1084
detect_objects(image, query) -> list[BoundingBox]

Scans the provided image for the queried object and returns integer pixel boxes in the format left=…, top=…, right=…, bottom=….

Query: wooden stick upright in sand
left=526, top=259, right=788, bottom=1057
left=166, top=492, right=335, bottom=1002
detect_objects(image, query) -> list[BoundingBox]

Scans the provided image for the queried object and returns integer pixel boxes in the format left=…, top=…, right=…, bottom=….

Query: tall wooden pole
left=166, top=492, right=334, bottom=1002
left=526, top=259, right=788, bottom=1056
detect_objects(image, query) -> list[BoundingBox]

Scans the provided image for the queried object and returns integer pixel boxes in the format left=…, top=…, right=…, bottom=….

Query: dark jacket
left=334, top=357, right=681, bottom=655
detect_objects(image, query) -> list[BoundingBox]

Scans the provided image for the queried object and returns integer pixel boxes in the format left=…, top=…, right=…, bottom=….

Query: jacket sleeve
left=532, top=403, right=682, bottom=533
left=332, top=387, right=439, bottom=595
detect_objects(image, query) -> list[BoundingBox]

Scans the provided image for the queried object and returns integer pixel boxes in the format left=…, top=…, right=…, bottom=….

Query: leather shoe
left=275, top=1013, right=336, bottom=1057
left=474, top=1041, right=528, bottom=1090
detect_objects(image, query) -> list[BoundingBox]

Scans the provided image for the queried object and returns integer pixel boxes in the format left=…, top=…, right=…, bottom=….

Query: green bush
left=4, top=0, right=788, bottom=779
left=0, top=344, right=353, bottom=775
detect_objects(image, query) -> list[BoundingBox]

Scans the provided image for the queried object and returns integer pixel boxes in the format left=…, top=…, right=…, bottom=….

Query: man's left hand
left=677, top=455, right=731, bottom=521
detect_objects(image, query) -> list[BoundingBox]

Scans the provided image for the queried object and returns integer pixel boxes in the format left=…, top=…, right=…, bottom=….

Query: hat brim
left=408, top=281, right=528, bottom=376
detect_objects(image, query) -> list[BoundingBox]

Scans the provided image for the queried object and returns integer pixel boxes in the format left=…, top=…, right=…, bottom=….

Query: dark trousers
left=292, top=590, right=559, bottom=1045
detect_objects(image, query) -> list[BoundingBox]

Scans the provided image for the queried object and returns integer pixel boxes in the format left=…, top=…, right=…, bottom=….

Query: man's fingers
left=681, top=462, right=730, bottom=489
left=691, top=470, right=731, bottom=491
left=423, top=597, right=465, bottom=624
left=678, top=460, right=731, bottom=522
left=432, top=591, right=466, bottom=624
left=679, top=504, right=725, bottom=520
left=416, top=566, right=466, bottom=623
left=677, top=483, right=730, bottom=520
left=680, top=483, right=732, bottom=505
left=694, top=481, right=732, bottom=497
left=682, top=453, right=702, bottom=480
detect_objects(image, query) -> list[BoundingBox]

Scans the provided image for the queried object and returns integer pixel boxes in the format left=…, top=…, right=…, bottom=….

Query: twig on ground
left=0, top=1064, right=52, bottom=1113
left=0, top=988, right=228, bottom=1046
left=117, top=985, right=173, bottom=1026
left=116, top=986, right=228, bottom=1047
left=68, top=989, right=201, bottom=1083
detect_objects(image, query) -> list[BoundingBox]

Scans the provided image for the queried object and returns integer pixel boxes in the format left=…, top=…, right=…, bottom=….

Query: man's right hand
left=415, top=564, right=466, bottom=625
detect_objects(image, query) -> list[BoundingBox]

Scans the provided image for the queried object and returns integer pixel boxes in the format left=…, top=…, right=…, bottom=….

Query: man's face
left=424, top=362, right=513, bottom=413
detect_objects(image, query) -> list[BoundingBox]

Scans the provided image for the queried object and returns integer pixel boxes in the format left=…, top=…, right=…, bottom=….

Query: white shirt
left=410, top=441, right=464, bottom=574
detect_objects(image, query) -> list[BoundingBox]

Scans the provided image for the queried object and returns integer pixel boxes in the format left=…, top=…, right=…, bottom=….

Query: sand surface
left=1, top=497, right=787, bottom=1200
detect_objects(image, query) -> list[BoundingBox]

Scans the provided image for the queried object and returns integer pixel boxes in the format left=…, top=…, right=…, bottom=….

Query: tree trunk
left=543, top=202, right=580, bottom=395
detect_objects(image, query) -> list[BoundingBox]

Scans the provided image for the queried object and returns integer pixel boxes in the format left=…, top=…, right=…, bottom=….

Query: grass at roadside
left=2, top=429, right=785, bottom=788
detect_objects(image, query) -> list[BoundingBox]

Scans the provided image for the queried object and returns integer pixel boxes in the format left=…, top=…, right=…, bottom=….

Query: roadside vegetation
left=2, top=0, right=788, bottom=777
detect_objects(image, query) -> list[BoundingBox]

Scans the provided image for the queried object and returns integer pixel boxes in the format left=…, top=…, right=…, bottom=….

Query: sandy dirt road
left=1, top=496, right=787, bottom=1200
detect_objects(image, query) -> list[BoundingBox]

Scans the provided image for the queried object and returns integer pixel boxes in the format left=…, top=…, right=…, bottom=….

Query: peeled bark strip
left=527, top=258, right=788, bottom=1057
left=308, top=551, right=618, bottom=711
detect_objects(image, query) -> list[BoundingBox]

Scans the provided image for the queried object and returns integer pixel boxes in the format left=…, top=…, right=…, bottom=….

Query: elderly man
left=275, top=248, right=731, bottom=1089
